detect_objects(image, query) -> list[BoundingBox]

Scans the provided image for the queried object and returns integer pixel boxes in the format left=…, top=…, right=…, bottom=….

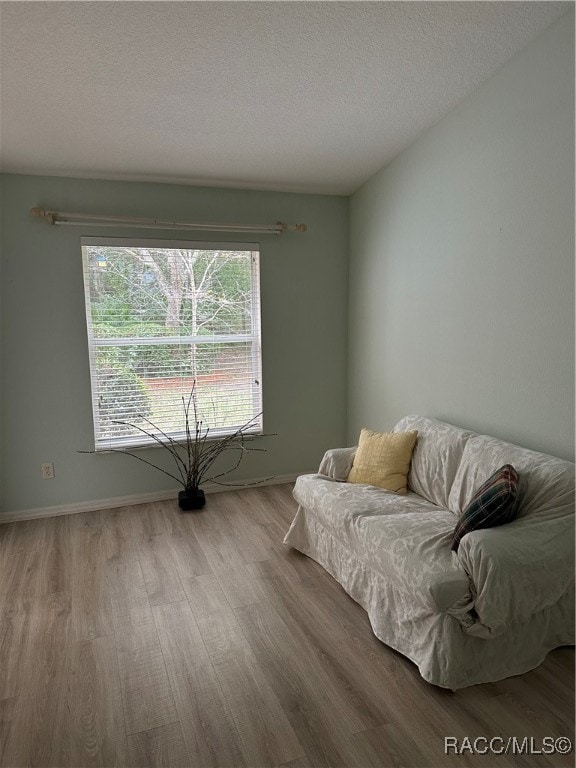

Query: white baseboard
left=0, top=472, right=306, bottom=525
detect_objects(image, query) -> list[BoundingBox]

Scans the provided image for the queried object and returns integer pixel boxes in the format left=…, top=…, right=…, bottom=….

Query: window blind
left=81, top=238, right=262, bottom=451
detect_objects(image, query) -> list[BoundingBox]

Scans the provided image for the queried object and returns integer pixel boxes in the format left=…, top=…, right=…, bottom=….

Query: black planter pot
left=178, top=488, right=206, bottom=511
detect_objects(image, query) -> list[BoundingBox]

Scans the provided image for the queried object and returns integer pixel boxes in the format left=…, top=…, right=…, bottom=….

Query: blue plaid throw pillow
left=451, top=464, right=519, bottom=552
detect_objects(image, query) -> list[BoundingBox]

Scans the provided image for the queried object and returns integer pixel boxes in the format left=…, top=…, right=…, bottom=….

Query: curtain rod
left=30, top=207, right=307, bottom=235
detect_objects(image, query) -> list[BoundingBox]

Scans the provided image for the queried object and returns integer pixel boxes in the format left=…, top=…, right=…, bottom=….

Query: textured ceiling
left=0, top=1, right=570, bottom=195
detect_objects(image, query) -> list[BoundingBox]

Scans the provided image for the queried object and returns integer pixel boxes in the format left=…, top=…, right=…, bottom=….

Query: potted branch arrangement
left=81, top=383, right=273, bottom=510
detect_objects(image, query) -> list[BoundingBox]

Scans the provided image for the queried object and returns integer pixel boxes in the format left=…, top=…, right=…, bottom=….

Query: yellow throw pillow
left=347, top=428, right=418, bottom=494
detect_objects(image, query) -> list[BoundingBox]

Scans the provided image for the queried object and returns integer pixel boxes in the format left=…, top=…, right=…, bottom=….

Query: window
left=81, top=238, right=262, bottom=450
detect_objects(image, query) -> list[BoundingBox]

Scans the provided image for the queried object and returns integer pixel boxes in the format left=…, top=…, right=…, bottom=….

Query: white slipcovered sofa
left=284, top=415, right=575, bottom=689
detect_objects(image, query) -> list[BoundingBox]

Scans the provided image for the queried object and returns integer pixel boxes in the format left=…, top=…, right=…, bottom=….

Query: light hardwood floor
left=0, top=484, right=573, bottom=768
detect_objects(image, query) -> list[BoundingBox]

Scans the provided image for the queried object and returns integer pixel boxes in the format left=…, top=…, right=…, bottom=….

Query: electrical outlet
left=42, top=462, right=55, bottom=480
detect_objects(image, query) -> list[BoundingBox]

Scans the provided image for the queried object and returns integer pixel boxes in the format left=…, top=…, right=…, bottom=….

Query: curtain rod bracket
left=31, top=207, right=56, bottom=225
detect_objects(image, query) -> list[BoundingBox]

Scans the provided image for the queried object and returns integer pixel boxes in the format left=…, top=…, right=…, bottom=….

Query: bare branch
left=78, top=449, right=184, bottom=487
left=209, top=476, right=276, bottom=487
left=110, top=418, right=187, bottom=483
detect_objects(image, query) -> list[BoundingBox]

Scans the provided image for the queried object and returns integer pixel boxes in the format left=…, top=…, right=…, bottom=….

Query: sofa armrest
left=318, top=447, right=357, bottom=481
left=457, top=514, right=575, bottom=637
left=429, top=573, right=472, bottom=613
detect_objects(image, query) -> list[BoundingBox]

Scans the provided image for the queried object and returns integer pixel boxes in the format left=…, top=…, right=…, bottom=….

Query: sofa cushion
left=347, top=428, right=417, bottom=494
left=393, top=415, right=474, bottom=510
left=448, top=434, right=575, bottom=519
left=292, top=474, right=469, bottom=613
left=451, top=464, right=519, bottom=552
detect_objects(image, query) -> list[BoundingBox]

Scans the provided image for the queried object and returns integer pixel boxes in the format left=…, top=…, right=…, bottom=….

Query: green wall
left=348, top=13, right=575, bottom=460
left=0, top=175, right=348, bottom=513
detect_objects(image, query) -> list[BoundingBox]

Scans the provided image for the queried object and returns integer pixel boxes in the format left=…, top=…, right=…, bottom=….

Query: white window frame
left=81, top=237, right=263, bottom=451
